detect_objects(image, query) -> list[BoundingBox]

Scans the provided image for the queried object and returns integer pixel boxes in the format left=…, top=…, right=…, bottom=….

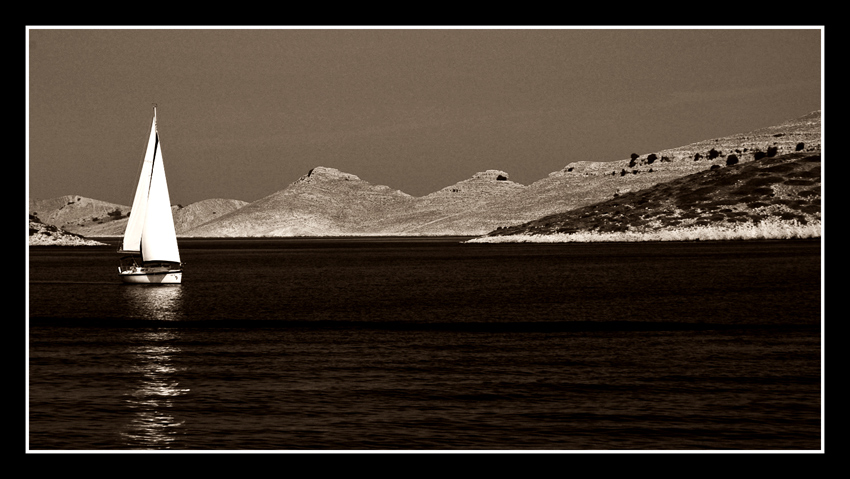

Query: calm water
left=28, top=238, right=822, bottom=450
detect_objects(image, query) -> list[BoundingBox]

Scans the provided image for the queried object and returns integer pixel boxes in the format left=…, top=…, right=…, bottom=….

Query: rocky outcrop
left=300, top=166, right=363, bottom=183
left=28, top=218, right=107, bottom=246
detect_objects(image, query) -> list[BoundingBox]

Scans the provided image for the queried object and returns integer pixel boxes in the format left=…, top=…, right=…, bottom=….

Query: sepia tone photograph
left=27, top=26, right=823, bottom=452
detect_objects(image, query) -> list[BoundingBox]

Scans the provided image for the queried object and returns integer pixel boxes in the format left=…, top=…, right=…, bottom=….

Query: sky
left=27, top=26, right=822, bottom=206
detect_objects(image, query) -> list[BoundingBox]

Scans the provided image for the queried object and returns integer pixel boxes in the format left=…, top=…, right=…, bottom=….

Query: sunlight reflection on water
left=118, top=288, right=189, bottom=449
left=122, top=285, right=184, bottom=321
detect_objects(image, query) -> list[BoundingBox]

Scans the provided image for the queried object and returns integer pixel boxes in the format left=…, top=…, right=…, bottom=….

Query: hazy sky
left=27, top=27, right=822, bottom=206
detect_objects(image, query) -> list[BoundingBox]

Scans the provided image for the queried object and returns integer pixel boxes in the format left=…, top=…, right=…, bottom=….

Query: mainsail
left=120, top=107, right=180, bottom=264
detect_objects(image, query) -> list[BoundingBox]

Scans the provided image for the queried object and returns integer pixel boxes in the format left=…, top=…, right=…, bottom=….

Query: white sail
left=140, top=135, right=180, bottom=263
left=121, top=113, right=158, bottom=253
left=120, top=107, right=180, bottom=263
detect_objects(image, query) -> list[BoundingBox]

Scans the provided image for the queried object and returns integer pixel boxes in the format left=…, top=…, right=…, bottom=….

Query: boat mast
left=146, top=105, right=158, bottom=199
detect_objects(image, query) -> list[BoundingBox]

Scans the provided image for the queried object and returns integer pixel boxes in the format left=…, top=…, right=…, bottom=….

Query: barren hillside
left=476, top=150, right=821, bottom=241
left=31, top=110, right=821, bottom=239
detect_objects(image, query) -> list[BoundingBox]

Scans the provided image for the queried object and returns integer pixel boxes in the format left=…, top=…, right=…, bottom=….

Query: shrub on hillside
left=726, top=154, right=739, bottom=166
left=708, top=148, right=721, bottom=160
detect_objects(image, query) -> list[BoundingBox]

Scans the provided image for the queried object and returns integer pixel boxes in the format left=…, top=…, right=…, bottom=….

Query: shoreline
left=466, top=219, right=821, bottom=244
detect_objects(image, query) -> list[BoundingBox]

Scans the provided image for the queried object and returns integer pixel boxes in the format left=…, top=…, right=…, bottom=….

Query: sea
left=27, top=237, right=823, bottom=451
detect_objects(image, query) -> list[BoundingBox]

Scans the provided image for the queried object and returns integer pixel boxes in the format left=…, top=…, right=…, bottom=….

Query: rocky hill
left=473, top=150, right=821, bottom=242
left=31, top=110, right=821, bottom=239
left=183, top=167, right=413, bottom=237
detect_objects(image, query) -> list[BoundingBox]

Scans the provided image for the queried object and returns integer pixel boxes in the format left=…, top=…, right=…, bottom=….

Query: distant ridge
left=32, top=110, right=821, bottom=239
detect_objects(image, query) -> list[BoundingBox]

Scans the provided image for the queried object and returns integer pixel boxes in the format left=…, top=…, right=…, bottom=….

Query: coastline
left=467, top=219, right=822, bottom=244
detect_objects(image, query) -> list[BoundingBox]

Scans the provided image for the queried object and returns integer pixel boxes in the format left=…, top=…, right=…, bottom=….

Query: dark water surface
left=28, top=238, right=822, bottom=450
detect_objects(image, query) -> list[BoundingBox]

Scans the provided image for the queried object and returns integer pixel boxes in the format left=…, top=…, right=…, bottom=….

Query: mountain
left=473, top=149, right=821, bottom=242
left=31, top=111, right=821, bottom=239
left=182, top=110, right=820, bottom=237
left=183, top=167, right=412, bottom=237
left=179, top=168, right=532, bottom=237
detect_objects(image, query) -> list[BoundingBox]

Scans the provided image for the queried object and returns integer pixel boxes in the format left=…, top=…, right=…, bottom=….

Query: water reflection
left=119, top=286, right=189, bottom=449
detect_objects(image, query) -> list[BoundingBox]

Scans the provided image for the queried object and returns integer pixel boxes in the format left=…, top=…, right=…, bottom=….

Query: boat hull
left=119, top=270, right=182, bottom=284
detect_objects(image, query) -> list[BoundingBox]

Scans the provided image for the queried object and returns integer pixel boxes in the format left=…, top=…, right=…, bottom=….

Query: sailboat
left=117, top=106, right=182, bottom=284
